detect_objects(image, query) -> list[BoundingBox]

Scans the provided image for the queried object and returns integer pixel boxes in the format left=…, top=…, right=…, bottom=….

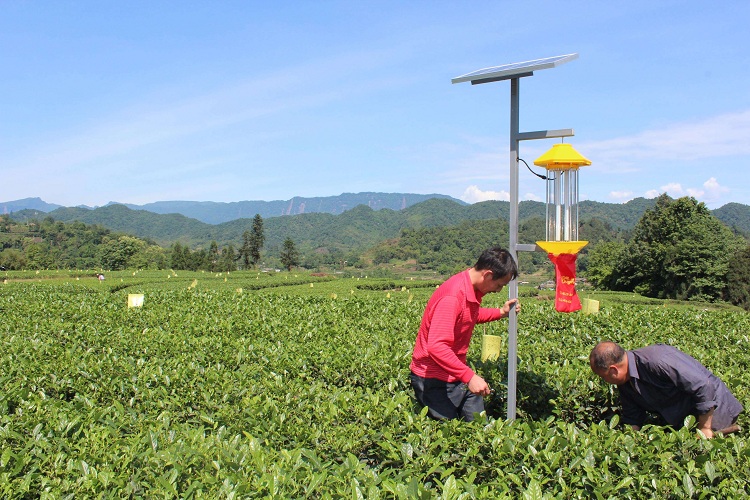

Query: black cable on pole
left=518, top=157, right=554, bottom=181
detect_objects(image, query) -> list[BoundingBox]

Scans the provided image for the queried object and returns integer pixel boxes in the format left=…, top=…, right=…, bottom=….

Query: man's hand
left=698, top=427, right=715, bottom=439
left=500, top=298, right=521, bottom=317
left=467, top=374, right=491, bottom=396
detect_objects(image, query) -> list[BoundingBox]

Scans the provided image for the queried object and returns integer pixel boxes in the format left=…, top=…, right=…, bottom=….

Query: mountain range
left=2, top=193, right=460, bottom=224
left=5, top=193, right=749, bottom=253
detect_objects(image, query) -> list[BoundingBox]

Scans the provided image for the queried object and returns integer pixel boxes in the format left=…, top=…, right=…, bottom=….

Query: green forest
left=2, top=194, right=749, bottom=310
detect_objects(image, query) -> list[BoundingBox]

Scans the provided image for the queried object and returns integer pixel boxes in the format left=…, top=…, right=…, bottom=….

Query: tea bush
left=0, top=274, right=748, bottom=497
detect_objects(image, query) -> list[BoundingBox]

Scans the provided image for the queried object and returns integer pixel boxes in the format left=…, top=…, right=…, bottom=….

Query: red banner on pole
left=547, top=253, right=581, bottom=313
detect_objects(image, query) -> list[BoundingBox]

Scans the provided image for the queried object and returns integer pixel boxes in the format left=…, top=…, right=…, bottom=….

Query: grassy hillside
left=9, top=198, right=749, bottom=256
left=713, top=202, right=750, bottom=237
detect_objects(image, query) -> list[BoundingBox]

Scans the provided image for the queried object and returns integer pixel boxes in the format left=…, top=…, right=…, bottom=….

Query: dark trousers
left=410, top=372, right=485, bottom=421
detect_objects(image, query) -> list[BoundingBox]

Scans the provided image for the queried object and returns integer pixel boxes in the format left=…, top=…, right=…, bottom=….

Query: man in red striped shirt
left=410, top=247, right=520, bottom=421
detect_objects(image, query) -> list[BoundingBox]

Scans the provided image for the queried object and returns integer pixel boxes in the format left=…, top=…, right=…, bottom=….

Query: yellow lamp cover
left=534, top=143, right=591, bottom=170
left=536, top=240, right=589, bottom=255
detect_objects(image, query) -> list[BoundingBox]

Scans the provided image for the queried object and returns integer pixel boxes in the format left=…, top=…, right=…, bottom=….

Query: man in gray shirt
left=590, top=341, right=743, bottom=438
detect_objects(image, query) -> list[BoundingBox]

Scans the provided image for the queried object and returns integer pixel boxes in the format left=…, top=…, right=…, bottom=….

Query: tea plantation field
left=1, top=270, right=749, bottom=498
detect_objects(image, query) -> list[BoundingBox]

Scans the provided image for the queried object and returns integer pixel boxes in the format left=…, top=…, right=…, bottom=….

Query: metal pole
left=451, top=54, right=579, bottom=422
left=507, top=77, right=520, bottom=421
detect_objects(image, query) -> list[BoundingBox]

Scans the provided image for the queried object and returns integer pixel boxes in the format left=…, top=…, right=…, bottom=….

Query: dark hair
left=474, top=247, right=518, bottom=281
left=590, top=341, right=626, bottom=371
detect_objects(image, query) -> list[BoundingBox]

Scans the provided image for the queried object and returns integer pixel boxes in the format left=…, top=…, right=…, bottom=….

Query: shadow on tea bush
left=474, top=359, right=558, bottom=420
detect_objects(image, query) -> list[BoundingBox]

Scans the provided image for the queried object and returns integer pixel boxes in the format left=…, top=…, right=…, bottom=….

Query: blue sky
left=2, top=1, right=749, bottom=209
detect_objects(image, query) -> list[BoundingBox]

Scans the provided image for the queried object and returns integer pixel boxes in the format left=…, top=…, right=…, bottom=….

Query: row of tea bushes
left=1, top=281, right=748, bottom=497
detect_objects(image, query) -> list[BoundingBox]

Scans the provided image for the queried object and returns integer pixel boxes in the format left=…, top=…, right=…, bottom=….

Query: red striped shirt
left=410, top=269, right=502, bottom=383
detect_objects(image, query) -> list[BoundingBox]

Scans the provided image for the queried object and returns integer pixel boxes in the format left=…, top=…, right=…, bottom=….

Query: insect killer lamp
left=533, top=143, right=591, bottom=312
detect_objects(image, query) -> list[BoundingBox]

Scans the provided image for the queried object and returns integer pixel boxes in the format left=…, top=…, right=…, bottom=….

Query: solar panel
left=451, top=53, right=578, bottom=85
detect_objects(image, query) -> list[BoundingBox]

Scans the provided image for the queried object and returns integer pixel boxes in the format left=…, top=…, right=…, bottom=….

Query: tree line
left=0, top=214, right=301, bottom=273
left=2, top=196, right=749, bottom=310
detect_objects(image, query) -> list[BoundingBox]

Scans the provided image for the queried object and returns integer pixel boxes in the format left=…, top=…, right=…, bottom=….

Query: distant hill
left=9, top=198, right=528, bottom=249
left=712, top=202, right=750, bottom=237
left=0, top=192, right=463, bottom=224
left=43, top=204, right=212, bottom=243
left=579, top=198, right=658, bottom=229
left=6, top=196, right=749, bottom=253
left=14, top=199, right=488, bottom=249
left=1, top=197, right=62, bottom=214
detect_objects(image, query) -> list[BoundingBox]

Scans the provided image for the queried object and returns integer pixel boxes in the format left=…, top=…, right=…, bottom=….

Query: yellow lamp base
left=536, top=240, right=589, bottom=255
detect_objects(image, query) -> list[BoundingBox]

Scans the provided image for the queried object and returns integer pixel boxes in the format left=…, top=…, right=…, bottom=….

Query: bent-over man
left=590, top=341, right=742, bottom=438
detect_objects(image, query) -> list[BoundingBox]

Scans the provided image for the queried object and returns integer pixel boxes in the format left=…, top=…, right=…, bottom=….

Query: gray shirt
left=618, top=344, right=743, bottom=430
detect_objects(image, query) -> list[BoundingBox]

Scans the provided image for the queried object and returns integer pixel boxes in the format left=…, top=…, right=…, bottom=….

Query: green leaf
left=522, top=479, right=543, bottom=500
left=704, top=461, right=717, bottom=482
left=682, top=473, right=695, bottom=498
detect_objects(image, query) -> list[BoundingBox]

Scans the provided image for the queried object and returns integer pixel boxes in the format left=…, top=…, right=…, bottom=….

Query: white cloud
left=643, top=183, right=685, bottom=199
left=660, top=183, right=686, bottom=197
left=609, top=190, right=634, bottom=201
left=461, top=185, right=509, bottom=203
left=580, top=108, right=750, bottom=170
left=641, top=177, right=730, bottom=206
left=523, top=192, right=543, bottom=202
left=700, top=177, right=730, bottom=202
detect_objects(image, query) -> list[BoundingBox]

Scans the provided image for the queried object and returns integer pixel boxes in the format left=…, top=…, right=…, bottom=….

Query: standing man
left=590, top=341, right=743, bottom=438
left=410, top=247, right=521, bottom=421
